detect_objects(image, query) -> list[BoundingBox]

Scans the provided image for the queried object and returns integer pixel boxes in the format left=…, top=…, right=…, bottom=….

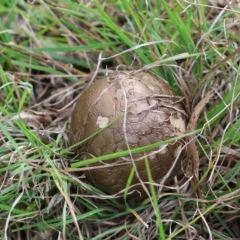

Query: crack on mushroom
left=119, top=78, right=147, bottom=192
left=169, top=115, right=186, bottom=133
left=70, top=70, right=187, bottom=195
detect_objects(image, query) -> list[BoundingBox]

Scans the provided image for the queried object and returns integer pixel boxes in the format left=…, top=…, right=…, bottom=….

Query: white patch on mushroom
left=148, top=144, right=168, bottom=160
left=174, top=145, right=182, bottom=158
left=169, top=115, right=186, bottom=133
left=96, top=116, right=109, bottom=128
left=149, top=153, right=156, bottom=160
left=120, top=157, right=131, bottom=162
left=159, top=144, right=168, bottom=154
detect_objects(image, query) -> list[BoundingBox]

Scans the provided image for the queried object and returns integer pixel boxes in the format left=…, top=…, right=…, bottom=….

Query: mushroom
left=70, top=70, right=186, bottom=195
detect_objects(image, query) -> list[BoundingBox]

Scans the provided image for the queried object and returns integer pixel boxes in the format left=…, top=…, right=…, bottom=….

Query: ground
left=0, top=1, right=240, bottom=239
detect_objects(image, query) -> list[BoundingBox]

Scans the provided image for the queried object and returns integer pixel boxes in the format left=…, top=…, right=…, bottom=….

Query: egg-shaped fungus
left=70, top=71, right=186, bottom=195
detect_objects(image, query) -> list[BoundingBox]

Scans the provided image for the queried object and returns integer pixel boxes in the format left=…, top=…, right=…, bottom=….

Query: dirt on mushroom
left=70, top=70, right=187, bottom=196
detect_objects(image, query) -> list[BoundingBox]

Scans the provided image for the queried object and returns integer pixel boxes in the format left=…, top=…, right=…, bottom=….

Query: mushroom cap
left=70, top=71, right=186, bottom=195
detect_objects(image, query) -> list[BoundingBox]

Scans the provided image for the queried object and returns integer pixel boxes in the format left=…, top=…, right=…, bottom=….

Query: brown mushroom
left=70, top=70, right=186, bottom=195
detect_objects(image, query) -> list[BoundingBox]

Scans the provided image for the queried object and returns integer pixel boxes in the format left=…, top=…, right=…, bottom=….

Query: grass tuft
left=0, top=0, right=240, bottom=239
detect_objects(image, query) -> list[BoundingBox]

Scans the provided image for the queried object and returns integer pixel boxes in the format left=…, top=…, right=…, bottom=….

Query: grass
left=0, top=0, right=240, bottom=239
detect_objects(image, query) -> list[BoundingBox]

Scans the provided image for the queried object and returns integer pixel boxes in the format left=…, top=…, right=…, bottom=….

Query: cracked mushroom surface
left=70, top=71, right=187, bottom=195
